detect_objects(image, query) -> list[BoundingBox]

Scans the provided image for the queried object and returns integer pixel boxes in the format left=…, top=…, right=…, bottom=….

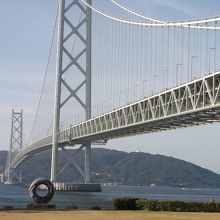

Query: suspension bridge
left=2, top=0, right=220, bottom=189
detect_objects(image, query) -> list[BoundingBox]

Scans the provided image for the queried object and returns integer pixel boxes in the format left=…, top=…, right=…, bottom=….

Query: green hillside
left=0, top=148, right=220, bottom=187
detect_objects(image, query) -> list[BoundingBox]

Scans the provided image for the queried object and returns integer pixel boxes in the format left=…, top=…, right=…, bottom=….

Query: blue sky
left=1, top=0, right=220, bottom=174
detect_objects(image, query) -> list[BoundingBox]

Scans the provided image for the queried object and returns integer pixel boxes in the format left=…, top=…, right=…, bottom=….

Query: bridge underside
left=73, top=107, right=220, bottom=143
left=9, top=70, right=220, bottom=171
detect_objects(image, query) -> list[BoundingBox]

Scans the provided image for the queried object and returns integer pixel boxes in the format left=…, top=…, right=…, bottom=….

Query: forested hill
left=0, top=148, right=220, bottom=187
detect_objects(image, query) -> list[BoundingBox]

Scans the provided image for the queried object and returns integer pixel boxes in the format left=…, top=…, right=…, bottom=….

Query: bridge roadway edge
left=8, top=70, right=220, bottom=180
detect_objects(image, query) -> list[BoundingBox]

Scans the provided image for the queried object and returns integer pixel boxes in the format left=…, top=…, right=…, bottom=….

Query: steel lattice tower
left=6, top=109, right=23, bottom=182
left=51, top=0, right=92, bottom=183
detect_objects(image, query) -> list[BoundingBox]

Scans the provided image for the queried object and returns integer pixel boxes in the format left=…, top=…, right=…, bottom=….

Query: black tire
left=29, top=178, right=55, bottom=204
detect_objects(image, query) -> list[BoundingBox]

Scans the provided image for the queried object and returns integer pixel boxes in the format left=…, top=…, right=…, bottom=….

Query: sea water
left=1, top=184, right=220, bottom=209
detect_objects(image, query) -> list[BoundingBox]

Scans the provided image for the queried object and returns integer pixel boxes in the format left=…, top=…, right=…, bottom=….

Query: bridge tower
left=0, top=174, right=4, bottom=183
left=51, top=0, right=92, bottom=183
left=5, top=109, right=23, bottom=183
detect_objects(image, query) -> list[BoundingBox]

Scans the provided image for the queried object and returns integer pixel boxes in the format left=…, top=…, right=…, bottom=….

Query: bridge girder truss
left=59, top=70, right=220, bottom=142
left=10, top=70, right=220, bottom=169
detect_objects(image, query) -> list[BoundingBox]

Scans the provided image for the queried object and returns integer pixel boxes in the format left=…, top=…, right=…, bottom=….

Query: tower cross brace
left=51, top=0, right=92, bottom=183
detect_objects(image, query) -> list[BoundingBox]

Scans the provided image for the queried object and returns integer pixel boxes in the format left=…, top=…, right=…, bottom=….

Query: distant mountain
left=0, top=148, right=220, bottom=187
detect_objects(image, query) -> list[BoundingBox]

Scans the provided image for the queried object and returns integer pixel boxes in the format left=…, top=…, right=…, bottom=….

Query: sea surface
left=1, top=184, right=220, bottom=209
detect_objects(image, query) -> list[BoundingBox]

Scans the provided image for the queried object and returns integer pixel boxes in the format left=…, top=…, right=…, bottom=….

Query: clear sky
left=1, top=0, right=220, bottom=174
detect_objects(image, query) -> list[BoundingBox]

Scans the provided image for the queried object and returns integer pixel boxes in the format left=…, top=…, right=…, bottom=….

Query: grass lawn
left=1, top=210, right=220, bottom=220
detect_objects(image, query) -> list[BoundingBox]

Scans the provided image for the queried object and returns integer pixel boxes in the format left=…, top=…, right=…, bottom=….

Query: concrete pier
left=0, top=174, right=4, bottom=183
left=53, top=182, right=101, bottom=192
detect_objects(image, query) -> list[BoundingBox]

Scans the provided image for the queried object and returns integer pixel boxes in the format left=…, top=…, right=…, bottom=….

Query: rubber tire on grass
left=29, top=178, right=55, bottom=204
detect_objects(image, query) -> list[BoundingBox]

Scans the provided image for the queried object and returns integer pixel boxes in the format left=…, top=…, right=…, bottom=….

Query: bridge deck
left=60, top=70, right=220, bottom=143
left=9, top=70, right=220, bottom=170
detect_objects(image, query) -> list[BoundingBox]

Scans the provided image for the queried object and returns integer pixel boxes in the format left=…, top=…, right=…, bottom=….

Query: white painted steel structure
left=8, top=70, right=220, bottom=171
left=0, top=174, right=4, bottom=183
left=51, top=0, right=92, bottom=183
left=4, top=0, right=220, bottom=184
left=5, top=110, right=23, bottom=182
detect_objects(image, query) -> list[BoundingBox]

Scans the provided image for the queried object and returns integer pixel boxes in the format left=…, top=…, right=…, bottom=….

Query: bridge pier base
left=53, top=182, right=101, bottom=192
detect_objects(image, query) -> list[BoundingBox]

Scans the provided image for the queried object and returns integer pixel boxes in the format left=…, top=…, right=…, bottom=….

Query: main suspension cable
left=27, top=6, right=59, bottom=145
left=80, top=0, right=220, bottom=30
